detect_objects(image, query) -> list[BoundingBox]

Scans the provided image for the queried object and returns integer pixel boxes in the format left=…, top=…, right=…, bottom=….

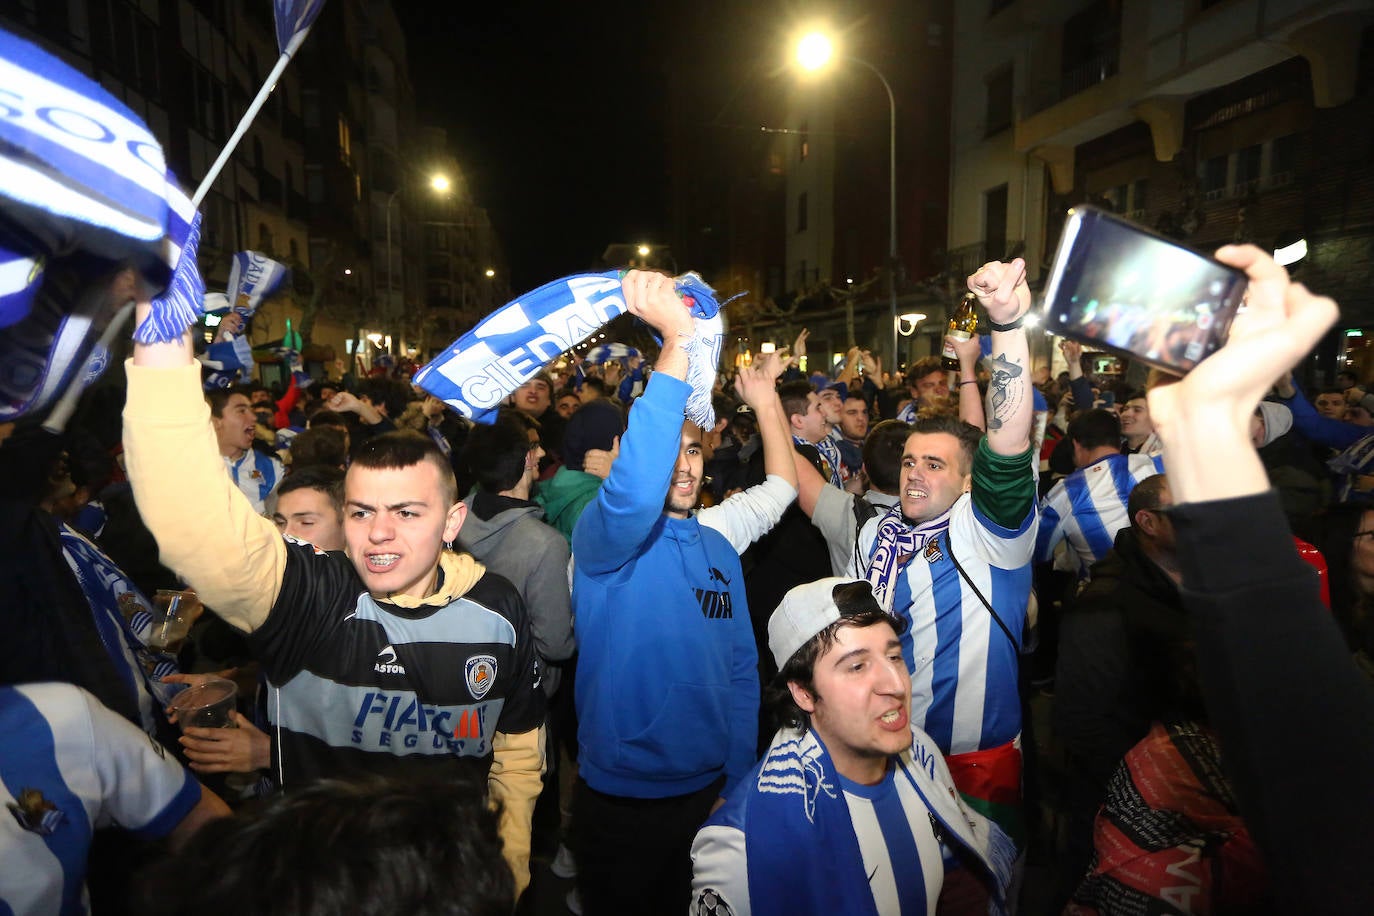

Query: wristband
left=988, top=315, right=1025, bottom=332
left=959, top=379, right=978, bottom=386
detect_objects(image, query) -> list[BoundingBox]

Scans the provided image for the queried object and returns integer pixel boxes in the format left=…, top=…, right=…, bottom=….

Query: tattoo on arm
left=986, top=352, right=1024, bottom=431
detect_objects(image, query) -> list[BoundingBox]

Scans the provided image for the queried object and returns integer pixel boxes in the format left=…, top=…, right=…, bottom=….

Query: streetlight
left=485, top=268, right=495, bottom=278
left=636, top=244, right=651, bottom=257
left=795, top=30, right=900, bottom=367
left=385, top=172, right=450, bottom=353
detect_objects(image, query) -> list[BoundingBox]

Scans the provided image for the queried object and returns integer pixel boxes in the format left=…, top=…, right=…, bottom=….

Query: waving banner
left=415, top=270, right=736, bottom=428
left=583, top=342, right=640, bottom=365
left=227, top=250, right=290, bottom=325
left=274, top=0, right=328, bottom=56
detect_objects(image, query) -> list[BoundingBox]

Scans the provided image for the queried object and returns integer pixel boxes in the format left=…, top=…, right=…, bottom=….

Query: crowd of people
left=7, top=22, right=1374, bottom=914
left=5, top=239, right=1374, bottom=916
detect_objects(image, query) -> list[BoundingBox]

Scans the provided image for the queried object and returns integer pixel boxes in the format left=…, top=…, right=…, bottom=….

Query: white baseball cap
left=768, top=577, right=903, bottom=671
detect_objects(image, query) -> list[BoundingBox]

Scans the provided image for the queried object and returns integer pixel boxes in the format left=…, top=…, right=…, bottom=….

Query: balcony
left=1027, top=50, right=1120, bottom=116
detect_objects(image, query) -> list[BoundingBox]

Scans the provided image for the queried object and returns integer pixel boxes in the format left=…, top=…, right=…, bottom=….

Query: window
left=305, top=166, right=324, bottom=203
left=985, top=65, right=1013, bottom=136
left=1267, top=134, right=1298, bottom=188
left=258, top=223, right=273, bottom=252
left=1200, top=155, right=1227, bottom=200
left=288, top=238, right=299, bottom=261
left=984, top=184, right=1008, bottom=260
left=797, top=260, right=808, bottom=290
left=797, top=192, right=808, bottom=232
left=338, top=116, right=352, bottom=167
left=1233, top=144, right=1261, bottom=195
left=799, top=120, right=809, bottom=161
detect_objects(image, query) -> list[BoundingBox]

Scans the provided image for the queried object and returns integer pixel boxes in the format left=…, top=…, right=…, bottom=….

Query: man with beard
left=569, top=271, right=758, bottom=915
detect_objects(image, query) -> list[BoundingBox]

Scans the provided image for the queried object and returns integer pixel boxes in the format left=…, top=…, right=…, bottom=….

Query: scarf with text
left=864, top=505, right=952, bottom=611
left=415, top=270, right=737, bottom=428
left=739, top=724, right=1013, bottom=916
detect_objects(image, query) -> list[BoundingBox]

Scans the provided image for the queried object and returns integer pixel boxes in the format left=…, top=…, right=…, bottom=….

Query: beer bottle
left=941, top=292, right=979, bottom=371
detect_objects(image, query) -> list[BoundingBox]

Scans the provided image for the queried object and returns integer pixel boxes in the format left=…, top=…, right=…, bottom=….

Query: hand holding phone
left=1041, top=206, right=1248, bottom=374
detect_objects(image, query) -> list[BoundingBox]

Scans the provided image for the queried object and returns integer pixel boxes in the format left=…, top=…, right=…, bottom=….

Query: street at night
left=2, top=1, right=1373, bottom=914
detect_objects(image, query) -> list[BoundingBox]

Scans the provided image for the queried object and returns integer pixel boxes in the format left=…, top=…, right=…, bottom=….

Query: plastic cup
left=147, top=589, right=200, bottom=654
left=168, top=677, right=237, bottom=730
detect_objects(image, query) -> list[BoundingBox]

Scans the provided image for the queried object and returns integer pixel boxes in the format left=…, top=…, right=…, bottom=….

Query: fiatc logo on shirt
left=351, top=690, right=492, bottom=755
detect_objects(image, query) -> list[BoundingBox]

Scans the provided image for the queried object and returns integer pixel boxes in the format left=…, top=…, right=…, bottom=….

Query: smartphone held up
left=1040, top=205, right=1249, bottom=375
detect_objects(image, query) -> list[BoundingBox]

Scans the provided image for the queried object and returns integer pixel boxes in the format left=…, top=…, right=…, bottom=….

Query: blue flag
left=227, top=250, right=291, bottom=324
left=415, top=270, right=735, bottom=428
left=583, top=343, right=641, bottom=365
left=0, top=27, right=195, bottom=296
left=274, top=0, right=327, bottom=56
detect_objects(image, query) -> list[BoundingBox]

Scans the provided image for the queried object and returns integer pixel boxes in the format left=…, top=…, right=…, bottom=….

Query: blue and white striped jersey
left=1035, top=453, right=1164, bottom=577
left=690, top=751, right=945, bottom=914
left=851, top=494, right=1036, bottom=755
left=1, top=683, right=199, bottom=916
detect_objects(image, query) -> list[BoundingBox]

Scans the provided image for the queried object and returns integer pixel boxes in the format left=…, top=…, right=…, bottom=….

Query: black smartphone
left=1041, top=205, right=1248, bottom=374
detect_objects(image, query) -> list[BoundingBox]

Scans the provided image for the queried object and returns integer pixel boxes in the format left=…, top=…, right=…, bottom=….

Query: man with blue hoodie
left=570, top=270, right=759, bottom=915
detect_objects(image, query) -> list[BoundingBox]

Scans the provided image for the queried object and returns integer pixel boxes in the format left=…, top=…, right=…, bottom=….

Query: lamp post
left=796, top=32, right=899, bottom=368
left=383, top=173, right=451, bottom=354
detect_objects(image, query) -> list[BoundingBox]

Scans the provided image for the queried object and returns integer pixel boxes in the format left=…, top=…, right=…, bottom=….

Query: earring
left=443, top=540, right=453, bottom=552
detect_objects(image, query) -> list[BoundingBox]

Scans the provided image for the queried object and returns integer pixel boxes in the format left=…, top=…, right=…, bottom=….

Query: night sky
left=394, top=2, right=670, bottom=293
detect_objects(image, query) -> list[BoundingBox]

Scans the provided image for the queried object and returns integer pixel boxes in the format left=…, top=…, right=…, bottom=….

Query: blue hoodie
left=572, top=372, right=759, bottom=798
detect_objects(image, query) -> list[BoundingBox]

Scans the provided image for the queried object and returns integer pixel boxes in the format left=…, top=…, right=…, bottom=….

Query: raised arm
left=571, top=271, right=696, bottom=574
left=950, top=332, right=986, bottom=431
left=696, top=352, right=799, bottom=552
left=124, top=277, right=287, bottom=634
left=1150, top=245, right=1374, bottom=910
left=970, top=259, right=1033, bottom=456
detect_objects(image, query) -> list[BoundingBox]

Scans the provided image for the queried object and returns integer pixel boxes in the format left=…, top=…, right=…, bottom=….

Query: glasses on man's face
left=1355, top=530, right=1374, bottom=540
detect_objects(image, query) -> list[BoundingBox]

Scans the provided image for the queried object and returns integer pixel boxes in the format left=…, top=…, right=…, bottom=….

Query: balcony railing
left=1027, top=49, right=1119, bottom=115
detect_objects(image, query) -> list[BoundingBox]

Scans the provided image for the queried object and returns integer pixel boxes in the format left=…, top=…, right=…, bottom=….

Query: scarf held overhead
left=414, top=270, right=737, bottom=428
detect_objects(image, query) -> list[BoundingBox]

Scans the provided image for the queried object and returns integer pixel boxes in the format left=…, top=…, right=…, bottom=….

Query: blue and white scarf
left=58, top=523, right=182, bottom=736
left=226, top=250, right=290, bottom=327
left=739, top=725, right=1013, bottom=916
left=583, top=342, right=640, bottom=365
left=0, top=27, right=196, bottom=291
left=865, top=506, right=952, bottom=611
left=203, top=334, right=256, bottom=390
left=415, top=270, right=737, bottom=429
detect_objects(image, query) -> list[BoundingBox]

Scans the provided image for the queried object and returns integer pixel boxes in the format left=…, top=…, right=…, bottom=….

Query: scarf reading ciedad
left=865, top=505, right=952, bottom=610
left=414, top=270, right=741, bottom=428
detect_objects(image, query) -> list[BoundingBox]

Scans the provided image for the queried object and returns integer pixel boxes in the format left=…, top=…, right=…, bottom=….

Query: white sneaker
left=550, top=843, right=578, bottom=879
left=565, top=888, right=583, bottom=916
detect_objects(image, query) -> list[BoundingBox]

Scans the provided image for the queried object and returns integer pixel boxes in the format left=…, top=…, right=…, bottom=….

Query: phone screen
left=1041, top=206, right=1248, bottom=374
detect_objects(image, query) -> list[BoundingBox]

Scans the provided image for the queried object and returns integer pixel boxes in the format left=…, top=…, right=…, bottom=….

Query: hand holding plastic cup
left=166, top=677, right=237, bottom=731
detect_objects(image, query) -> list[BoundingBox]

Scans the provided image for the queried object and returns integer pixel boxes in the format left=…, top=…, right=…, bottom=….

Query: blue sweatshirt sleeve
left=725, top=576, right=760, bottom=794
left=572, top=372, right=690, bottom=575
left=1281, top=383, right=1367, bottom=449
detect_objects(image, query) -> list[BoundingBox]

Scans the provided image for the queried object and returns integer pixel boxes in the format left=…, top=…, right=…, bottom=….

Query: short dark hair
left=356, top=377, right=412, bottom=419
left=1123, top=389, right=1148, bottom=404
left=778, top=380, right=814, bottom=424
left=1128, top=474, right=1170, bottom=531
left=461, top=414, right=534, bottom=493
left=288, top=427, right=348, bottom=469
left=307, top=409, right=348, bottom=431
left=582, top=377, right=609, bottom=397
left=764, top=581, right=907, bottom=733
left=1067, top=408, right=1122, bottom=450
left=862, top=421, right=910, bottom=494
left=278, top=464, right=345, bottom=512
left=909, top=415, right=983, bottom=475
left=908, top=356, right=944, bottom=384
left=205, top=386, right=250, bottom=418
left=351, top=432, right=457, bottom=505
left=133, top=776, right=512, bottom=916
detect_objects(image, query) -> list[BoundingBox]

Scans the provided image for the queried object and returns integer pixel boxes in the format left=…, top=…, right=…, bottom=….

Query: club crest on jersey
left=8, top=788, right=64, bottom=836
left=923, top=538, right=944, bottom=564
left=465, top=654, right=497, bottom=700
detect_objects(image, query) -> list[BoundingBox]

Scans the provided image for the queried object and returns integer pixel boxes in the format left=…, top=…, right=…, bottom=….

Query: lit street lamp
left=795, top=31, right=900, bottom=367
left=384, top=172, right=450, bottom=353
